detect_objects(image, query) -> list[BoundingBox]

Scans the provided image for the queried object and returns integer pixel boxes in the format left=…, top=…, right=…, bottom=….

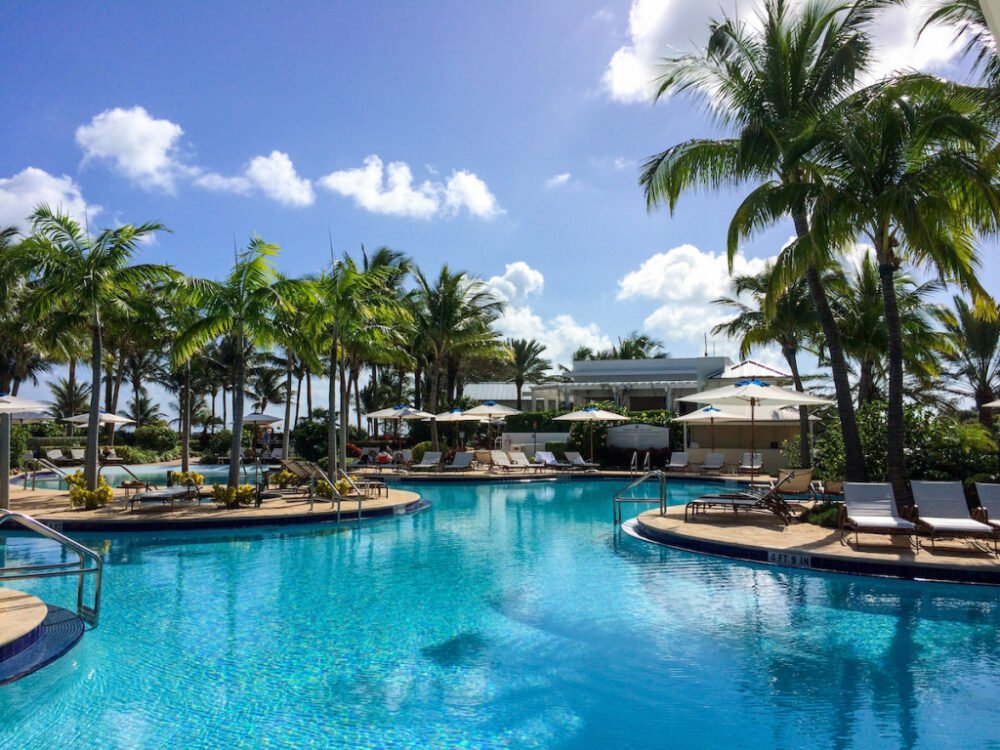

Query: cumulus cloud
left=76, top=106, right=190, bottom=191
left=617, top=243, right=773, bottom=342
left=486, top=261, right=545, bottom=303
left=602, top=0, right=965, bottom=104
left=196, top=151, right=314, bottom=206
left=0, top=167, right=100, bottom=231
left=545, top=172, right=572, bottom=189
left=317, top=155, right=503, bottom=219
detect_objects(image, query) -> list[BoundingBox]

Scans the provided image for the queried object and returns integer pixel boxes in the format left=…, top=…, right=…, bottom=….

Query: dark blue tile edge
left=0, top=605, right=84, bottom=686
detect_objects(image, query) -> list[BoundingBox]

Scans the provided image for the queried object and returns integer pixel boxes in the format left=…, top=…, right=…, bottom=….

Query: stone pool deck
left=631, top=506, right=1000, bottom=586
left=2, top=486, right=425, bottom=533
left=0, top=589, right=47, bottom=656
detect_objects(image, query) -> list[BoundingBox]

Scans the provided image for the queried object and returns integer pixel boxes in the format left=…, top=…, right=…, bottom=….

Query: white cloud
left=76, top=106, right=189, bottom=191
left=602, top=0, right=965, bottom=104
left=317, top=155, right=502, bottom=220
left=0, top=167, right=100, bottom=231
left=617, top=243, right=773, bottom=342
left=545, top=172, right=572, bottom=189
left=495, top=306, right=613, bottom=369
left=486, top=261, right=545, bottom=304
left=196, top=151, right=315, bottom=206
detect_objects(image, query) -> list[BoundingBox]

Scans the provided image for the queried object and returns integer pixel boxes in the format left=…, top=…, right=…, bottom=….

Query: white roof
left=463, top=382, right=531, bottom=402
left=713, top=359, right=791, bottom=380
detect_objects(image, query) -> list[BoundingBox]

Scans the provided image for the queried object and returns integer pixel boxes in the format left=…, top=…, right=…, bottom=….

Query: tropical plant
left=47, top=377, right=91, bottom=423
left=922, top=0, right=1000, bottom=91
left=641, top=0, right=894, bottom=481
left=5, top=206, right=171, bottom=488
left=124, top=390, right=165, bottom=426
left=506, top=338, right=550, bottom=409
left=173, top=237, right=313, bottom=487
left=941, top=294, right=1000, bottom=426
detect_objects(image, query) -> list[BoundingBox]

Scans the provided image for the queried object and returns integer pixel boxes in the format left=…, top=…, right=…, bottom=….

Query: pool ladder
left=613, top=470, right=667, bottom=525
left=0, top=509, right=103, bottom=626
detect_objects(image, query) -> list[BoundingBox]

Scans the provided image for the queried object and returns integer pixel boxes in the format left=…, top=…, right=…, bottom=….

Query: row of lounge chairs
left=29, top=448, right=128, bottom=467
left=405, top=449, right=598, bottom=473
left=840, top=481, right=1000, bottom=554
left=666, top=452, right=763, bottom=474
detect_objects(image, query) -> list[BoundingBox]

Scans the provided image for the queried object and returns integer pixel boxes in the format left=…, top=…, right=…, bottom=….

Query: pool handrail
left=613, top=470, right=667, bottom=524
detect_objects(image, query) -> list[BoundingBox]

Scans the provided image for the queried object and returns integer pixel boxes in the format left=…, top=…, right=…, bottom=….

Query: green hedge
left=134, top=425, right=178, bottom=453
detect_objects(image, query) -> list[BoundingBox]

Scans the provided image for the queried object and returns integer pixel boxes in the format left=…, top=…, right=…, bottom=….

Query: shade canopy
left=364, top=404, right=433, bottom=420
left=241, top=412, right=281, bottom=425
left=553, top=407, right=631, bottom=423
left=464, top=400, right=522, bottom=417
left=9, top=411, right=52, bottom=424
left=430, top=408, right=484, bottom=423
left=63, top=411, right=136, bottom=425
left=678, top=379, right=833, bottom=408
left=0, top=395, right=48, bottom=414
left=672, top=405, right=747, bottom=424
left=985, top=399, right=1000, bottom=408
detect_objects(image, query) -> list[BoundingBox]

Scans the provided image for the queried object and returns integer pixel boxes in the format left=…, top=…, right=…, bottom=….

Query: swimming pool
left=2, top=478, right=999, bottom=748
left=24, top=463, right=266, bottom=490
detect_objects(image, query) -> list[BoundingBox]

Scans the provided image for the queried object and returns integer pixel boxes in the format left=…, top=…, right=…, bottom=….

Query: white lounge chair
left=509, top=452, right=545, bottom=472
left=699, top=452, right=726, bottom=473
left=976, top=484, right=1000, bottom=532
left=412, top=451, right=442, bottom=471
left=444, top=452, right=474, bottom=471
left=767, top=468, right=815, bottom=499
left=912, top=481, right=996, bottom=553
left=534, top=451, right=572, bottom=470
left=737, top=453, right=763, bottom=473
left=665, top=452, right=689, bottom=472
left=564, top=451, right=598, bottom=470
left=489, top=450, right=523, bottom=472
left=840, top=483, right=917, bottom=551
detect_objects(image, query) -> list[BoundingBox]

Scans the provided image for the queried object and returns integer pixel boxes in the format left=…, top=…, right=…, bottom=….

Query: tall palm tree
left=174, top=237, right=312, bottom=487
left=809, top=80, right=999, bottom=504
left=411, top=266, right=505, bottom=450
left=48, top=377, right=91, bottom=421
left=506, top=338, right=550, bottom=409
left=247, top=367, right=287, bottom=413
left=6, top=206, right=171, bottom=488
left=942, top=295, right=1000, bottom=426
left=641, top=0, right=893, bottom=481
left=124, top=390, right=164, bottom=426
left=713, top=267, right=817, bottom=466
left=923, top=0, right=1000, bottom=91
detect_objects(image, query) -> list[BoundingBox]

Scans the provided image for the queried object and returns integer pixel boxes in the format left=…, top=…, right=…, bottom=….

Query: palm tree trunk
left=339, top=361, right=349, bottom=466
left=227, top=330, right=245, bottom=488
left=429, top=363, right=440, bottom=450
left=877, top=258, right=910, bottom=509
left=294, top=371, right=303, bottom=427
left=782, top=347, right=810, bottom=468
left=306, top=369, right=313, bottom=419
left=516, top=380, right=523, bottom=411
left=283, top=361, right=293, bottom=458
left=327, top=339, right=339, bottom=476
left=353, top=371, right=362, bottom=430
left=66, top=359, right=76, bottom=436
left=222, top=385, right=228, bottom=429
left=108, top=352, right=125, bottom=446
left=857, top=361, right=876, bottom=408
left=413, top=363, right=423, bottom=409
left=181, top=363, right=191, bottom=474
left=85, top=313, right=103, bottom=490
left=210, top=390, right=217, bottom=434
left=103, top=358, right=115, bottom=445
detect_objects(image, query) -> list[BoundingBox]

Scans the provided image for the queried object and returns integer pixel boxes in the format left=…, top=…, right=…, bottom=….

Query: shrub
left=800, top=501, right=841, bottom=529
left=412, top=440, right=433, bottom=464
left=211, top=484, right=256, bottom=508
left=67, top=472, right=114, bottom=510
left=269, top=469, right=297, bottom=488
left=543, top=442, right=567, bottom=461
left=133, top=425, right=178, bottom=453
left=291, top=417, right=328, bottom=462
left=9, top=425, right=29, bottom=469
left=173, top=470, right=205, bottom=486
left=112, top=445, right=159, bottom=465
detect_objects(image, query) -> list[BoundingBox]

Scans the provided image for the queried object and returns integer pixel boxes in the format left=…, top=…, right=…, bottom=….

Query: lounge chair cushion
left=847, top=515, right=915, bottom=531
left=917, top=517, right=991, bottom=534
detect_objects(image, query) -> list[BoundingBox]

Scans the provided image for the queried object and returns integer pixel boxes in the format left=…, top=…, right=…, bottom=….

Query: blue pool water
left=2, top=478, right=1000, bottom=748
left=25, top=463, right=263, bottom=489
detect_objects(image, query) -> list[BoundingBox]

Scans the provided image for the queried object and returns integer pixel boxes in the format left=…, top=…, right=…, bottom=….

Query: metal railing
left=99, top=463, right=154, bottom=490
left=23, top=458, right=72, bottom=490
left=0, top=509, right=103, bottom=627
left=613, top=470, right=667, bottom=525
left=628, top=451, right=653, bottom=478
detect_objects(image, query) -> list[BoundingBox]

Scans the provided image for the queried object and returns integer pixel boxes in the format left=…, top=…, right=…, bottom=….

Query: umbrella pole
left=0, top=413, right=9, bottom=510
left=590, top=421, right=594, bottom=463
left=750, top=398, right=756, bottom=487
left=710, top=418, right=715, bottom=453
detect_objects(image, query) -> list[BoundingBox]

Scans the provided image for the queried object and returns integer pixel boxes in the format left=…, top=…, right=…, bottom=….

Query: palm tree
left=411, top=266, right=505, bottom=449
left=124, top=390, right=164, bottom=426
left=641, top=0, right=893, bottom=481
left=173, top=237, right=313, bottom=487
left=809, top=80, right=1000, bottom=504
left=507, top=338, right=550, bottom=409
left=247, top=367, right=287, bottom=412
left=713, top=267, right=817, bottom=466
left=923, top=0, right=1000, bottom=91
left=48, top=377, right=91, bottom=421
left=6, top=206, right=171, bottom=488
left=942, top=295, right=1000, bottom=427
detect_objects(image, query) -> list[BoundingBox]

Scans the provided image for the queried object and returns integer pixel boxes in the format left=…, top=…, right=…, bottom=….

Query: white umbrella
left=678, top=379, right=833, bottom=481
left=465, top=401, right=522, bottom=448
left=241, top=412, right=281, bottom=425
left=0, top=395, right=49, bottom=509
left=985, top=399, right=1000, bottom=408
left=429, top=408, right=484, bottom=423
left=10, top=411, right=52, bottom=425
left=673, top=405, right=746, bottom=452
left=63, top=411, right=136, bottom=425
left=364, top=404, right=433, bottom=420
left=553, top=406, right=630, bottom=462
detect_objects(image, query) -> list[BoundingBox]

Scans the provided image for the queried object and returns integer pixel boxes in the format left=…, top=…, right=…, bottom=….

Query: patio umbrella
left=0, top=395, right=49, bottom=510
left=985, top=399, right=1000, bottom=408
left=241, top=412, right=281, bottom=425
left=10, top=411, right=52, bottom=425
left=465, top=401, right=522, bottom=449
left=673, top=405, right=746, bottom=452
left=424, top=408, right=484, bottom=450
left=678, top=379, right=832, bottom=482
left=553, top=406, right=630, bottom=462
left=364, top=405, right=434, bottom=450
left=63, top=411, right=137, bottom=426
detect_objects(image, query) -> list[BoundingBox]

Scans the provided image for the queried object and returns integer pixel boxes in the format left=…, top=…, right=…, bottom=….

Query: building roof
left=711, top=359, right=791, bottom=380
left=571, top=356, right=731, bottom=383
left=463, top=382, right=529, bottom=402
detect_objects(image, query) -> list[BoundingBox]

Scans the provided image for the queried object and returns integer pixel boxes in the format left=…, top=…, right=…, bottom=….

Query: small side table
left=121, top=480, right=146, bottom=503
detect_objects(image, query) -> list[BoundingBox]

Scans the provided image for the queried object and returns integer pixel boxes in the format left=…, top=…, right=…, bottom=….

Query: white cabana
left=1, top=395, right=49, bottom=509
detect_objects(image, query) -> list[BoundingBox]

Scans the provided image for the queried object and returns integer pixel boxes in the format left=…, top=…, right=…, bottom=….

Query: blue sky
left=2, top=0, right=996, bottom=412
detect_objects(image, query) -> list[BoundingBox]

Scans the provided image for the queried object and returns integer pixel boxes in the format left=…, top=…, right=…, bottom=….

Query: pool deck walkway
left=1, top=486, right=425, bottom=533
left=631, top=506, right=1000, bottom=586
left=0, top=589, right=47, bottom=655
